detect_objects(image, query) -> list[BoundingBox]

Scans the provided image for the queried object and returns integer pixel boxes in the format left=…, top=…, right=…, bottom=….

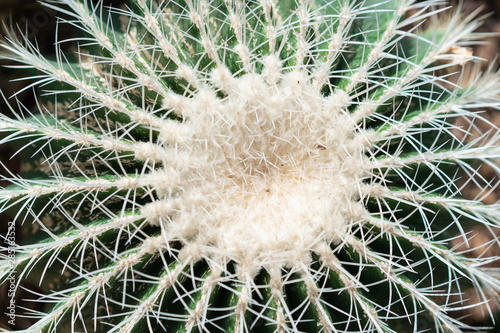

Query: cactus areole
left=1, top=0, right=500, bottom=332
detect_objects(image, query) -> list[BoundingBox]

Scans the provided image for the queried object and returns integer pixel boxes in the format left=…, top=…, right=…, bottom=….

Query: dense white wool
left=151, top=63, right=367, bottom=267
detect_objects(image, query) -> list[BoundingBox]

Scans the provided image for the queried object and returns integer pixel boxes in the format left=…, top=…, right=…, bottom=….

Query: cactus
left=1, top=0, right=500, bottom=332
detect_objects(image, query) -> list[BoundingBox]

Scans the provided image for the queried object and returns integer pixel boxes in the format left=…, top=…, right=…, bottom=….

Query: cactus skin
left=1, top=0, right=500, bottom=332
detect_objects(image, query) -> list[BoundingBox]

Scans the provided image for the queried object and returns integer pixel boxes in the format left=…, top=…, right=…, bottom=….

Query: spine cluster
left=0, top=0, right=499, bottom=332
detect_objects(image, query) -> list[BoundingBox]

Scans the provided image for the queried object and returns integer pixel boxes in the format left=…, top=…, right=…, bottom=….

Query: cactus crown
left=1, top=0, right=500, bottom=332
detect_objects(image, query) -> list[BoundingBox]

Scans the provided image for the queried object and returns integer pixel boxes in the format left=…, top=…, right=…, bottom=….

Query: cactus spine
left=1, top=0, right=500, bottom=332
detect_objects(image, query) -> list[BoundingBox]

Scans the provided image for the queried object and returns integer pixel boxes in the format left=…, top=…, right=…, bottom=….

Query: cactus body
left=1, top=0, right=500, bottom=332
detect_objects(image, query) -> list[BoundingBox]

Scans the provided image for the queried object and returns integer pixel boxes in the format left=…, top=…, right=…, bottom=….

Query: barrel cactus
left=1, top=0, right=500, bottom=332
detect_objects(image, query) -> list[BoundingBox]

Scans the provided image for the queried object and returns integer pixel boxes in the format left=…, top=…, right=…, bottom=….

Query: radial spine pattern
left=1, top=0, right=500, bottom=332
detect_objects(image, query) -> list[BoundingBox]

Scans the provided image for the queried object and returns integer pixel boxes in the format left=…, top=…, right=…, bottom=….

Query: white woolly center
left=151, top=62, right=368, bottom=266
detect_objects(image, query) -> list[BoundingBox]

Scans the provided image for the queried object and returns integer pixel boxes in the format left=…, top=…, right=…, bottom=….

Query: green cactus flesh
left=1, top=0, right=500, bottom=332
